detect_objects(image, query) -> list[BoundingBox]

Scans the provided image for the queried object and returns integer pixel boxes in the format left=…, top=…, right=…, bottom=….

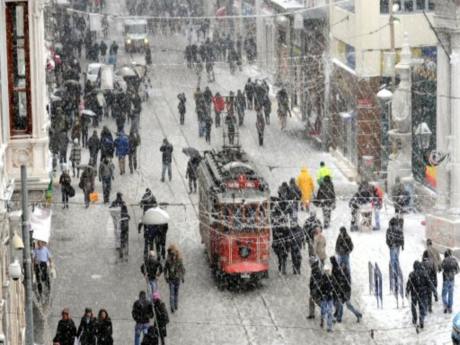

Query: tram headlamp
left=144, top=38, right=149, bottom=44
left=127, top=39, right=132, bottom=44
left=239, top=246, right=250, bottom=258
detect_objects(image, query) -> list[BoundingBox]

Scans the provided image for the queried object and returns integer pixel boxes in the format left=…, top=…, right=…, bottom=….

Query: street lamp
left=415, top=122, right=432, bottom=150
left=377, top=87, right=393, bottom=101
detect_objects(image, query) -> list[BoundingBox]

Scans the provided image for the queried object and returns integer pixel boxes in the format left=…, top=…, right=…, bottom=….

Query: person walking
left=421, top=254, right=438, bottom=313
left=77, top=308, right=97, bottom=345
left=212, top=92, right=225, bottom=128
left=119, top=203, right=130, bottom=260
left=319, top=265, right=335, bottom=332
left=371, top=182, right=383, bottom=230
left=141, top=251, right=163, bottom=299
left=406, top=260, right=436, bottom=330
left=313, top=175, right=336, bottom=228
left=152, top=292, right=169, bottom=345
left=391, top=176, right=410, bottom=215
left=114, top=131, right=129, bottom=175
left=386, top=216, right=404, bottom=280
left=290, top=224, right=303, bottom=274
left=272, top=226, right=289, bottom=275
left=442, top=249, right=459, bottom=313
left=139, top=221, right=158, bottom=260
left=204, top=114, right=213, bottom=143
left=69, top=139, right=82, bottom=177
left=141, top=325, right=159, bottom=345
left=79, top=166, right=96, bottom=208
left=307, top=257, right=323, bottom=319
left=331, top=256, right=362, bottom=323
left=59, top=167, right=72, bottom=209
left=129, top=129, right=141, bottom=174
left=100, top=126, right=114, bottom=162
left=225, top=113, right=237, bottom=145
left=87, top=130, right=100, bottom=165
left=58, top=129, right=70, bottom=168
left=164, top=245, right=186, bottom=313
left=313, top=227, right=327, bottom=267
left=236, top=89, right=246, bottom=126
left=316, top=161, right=332, bottom=186
left=244, top=78, right=254, bottom=110
left=95, top=309, right=113, bottom=345
left=255, top=108, right=265, bottom=147
left=263, top=93, right=271, bottom=125
left=99, top=158, right=115, bottom=204
left=177, top=93, right=186, bottom=125
left=296, top=166, right=314, bottom=211
left=99, top=40, right=107, bottom=62
left=53, top=308, right=77, bottom=345
left=335, top=226, right=354, bottom=277
left=140, top=188, right=156, bottom=213
left=132, top=291, right=154, bottom=345
left=33, top=240, right=52, bottom=299
left=160, top=139, right=173, bottom=182
left=303, top=211, right=322, bottom=256
left=185, top=158, right=198, bottom=194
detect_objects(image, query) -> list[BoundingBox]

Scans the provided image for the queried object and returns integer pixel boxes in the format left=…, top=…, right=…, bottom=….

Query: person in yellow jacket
left=317, top=161, right=332, bottom=185
left=297, top=166, right=315, bottom=209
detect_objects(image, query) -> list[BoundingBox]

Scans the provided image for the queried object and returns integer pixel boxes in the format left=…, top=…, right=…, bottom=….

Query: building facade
left=329, top=0, right=437, bottom=180
left=0, top=0, right=50, bottom=192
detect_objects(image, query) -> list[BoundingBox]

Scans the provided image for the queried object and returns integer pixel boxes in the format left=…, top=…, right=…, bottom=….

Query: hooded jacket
left=406, top=260, right=435, bottom=300
left=296, top=167, right=314, bottom=205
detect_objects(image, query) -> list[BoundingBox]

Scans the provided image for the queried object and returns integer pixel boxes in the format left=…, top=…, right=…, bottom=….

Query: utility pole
left=21, top=165, right=34, bottom=345
left=322, top=0, right=332, bottom=150
left=389, top=0, right=396, bottom=91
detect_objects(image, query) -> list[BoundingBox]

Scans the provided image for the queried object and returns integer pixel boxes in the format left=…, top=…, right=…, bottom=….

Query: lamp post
left=377, top=87, right=393, bottom=182
left=415, top=122, right=432, bottom=151
left=275, top=15, right=289, bottom=86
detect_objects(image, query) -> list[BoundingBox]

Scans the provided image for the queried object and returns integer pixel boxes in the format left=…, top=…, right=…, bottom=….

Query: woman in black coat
left=95, top=309, right=113, bottom=345
left=53, top=308, right=77, bottom=345
left=314, top=175, right=336, bottom=228
left=77, top=308, right=97, bottom=345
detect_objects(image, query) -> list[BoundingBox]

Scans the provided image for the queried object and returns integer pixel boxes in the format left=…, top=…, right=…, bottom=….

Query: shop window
left=6, top=1, right=32, bottom=136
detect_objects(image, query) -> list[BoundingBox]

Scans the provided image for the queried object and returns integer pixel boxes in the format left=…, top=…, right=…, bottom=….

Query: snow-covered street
left=42, top=3, right=458, bottom=345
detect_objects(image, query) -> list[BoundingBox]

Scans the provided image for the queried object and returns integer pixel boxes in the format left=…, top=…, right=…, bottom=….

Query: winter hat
left=445, top=249, right=452, bottom=257
left=152, top=291, right=161, bottom=301
left=426, top=239, right=432, bottom=246
left=339, top=226, right=347, bottom=234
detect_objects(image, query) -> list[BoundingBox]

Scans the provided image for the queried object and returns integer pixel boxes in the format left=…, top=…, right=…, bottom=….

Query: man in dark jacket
left=141, top=251, right=163, bottom=299
left=87, top=130, right=100, bottom=165
left=349, top=181, right=372, bottom=231
left=314, top=175, right=336, bottom=228
left=442, top=249, right=459, bottom=313
left=335, top=227, right=353, bottom=278
left=58, top=129, right=70, bottom=166
left=129, top=129, right=141, bottom=174
left=160, top=139, right=173, bottom=182
left=132, top=291, right=154, bottom=345
left=290, top=225, right=303, bottom=274
left=331, top=257, right=362, bottom=323
left=288, top=178, right=302, bottom=221
left=406, top=260, right=436, bottom=329
left=421, top=255, right=438, bottom=313
left=244, top=78, right=254, bottom=109
left=114, top=131, right=129, bottom=175
left=140, top=189, right=156, bottom=214
left=319, top=266, right=335, bottom=332
left=386, top=217, right=404, bottom=280
left=153, top=293, right=169, bottom=345
left=307, top=258, right=322, bottom=319
left=77, top=308, right=97, bottom=345
left=99, top=158, right=115, bottom=203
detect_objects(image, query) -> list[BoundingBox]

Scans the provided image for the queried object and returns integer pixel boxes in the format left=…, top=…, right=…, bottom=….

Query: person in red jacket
left=212, top=92, right=225, bottom=128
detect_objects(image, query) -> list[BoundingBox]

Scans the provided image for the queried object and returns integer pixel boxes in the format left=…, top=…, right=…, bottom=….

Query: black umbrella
left=182, top=147, right=201, bottom=158
left=64, top=79, right=80, bottom=87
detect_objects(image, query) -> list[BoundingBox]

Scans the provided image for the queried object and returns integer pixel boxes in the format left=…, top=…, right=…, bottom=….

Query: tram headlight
left=239, top=246, right=250, bottom=258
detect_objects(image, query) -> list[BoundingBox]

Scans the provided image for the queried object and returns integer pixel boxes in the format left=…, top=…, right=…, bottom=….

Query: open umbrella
left=142, top=207, right=170, bottom=225
left=119, top=66, right=137, bottom=77
left=77, top=163, right=96, bottom=171
left=182, top=147, right=201, bottom=159
left=81, top=109, right=97, bottom=117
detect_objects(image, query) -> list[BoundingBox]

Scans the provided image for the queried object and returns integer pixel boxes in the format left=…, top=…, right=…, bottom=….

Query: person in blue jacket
left=114, top=131, right=130, bottom=175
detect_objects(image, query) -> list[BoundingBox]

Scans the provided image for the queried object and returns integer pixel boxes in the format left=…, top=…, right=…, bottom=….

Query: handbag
left=68, top=185, right=75, bottom=198
left=89, top=192, right=99, bottom=203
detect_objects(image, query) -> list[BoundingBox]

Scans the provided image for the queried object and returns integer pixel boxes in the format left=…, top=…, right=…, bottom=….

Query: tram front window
left=224, top=204, right=267, bottom=232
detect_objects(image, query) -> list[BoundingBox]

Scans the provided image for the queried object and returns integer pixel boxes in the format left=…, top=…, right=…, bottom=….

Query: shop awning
left=31, top=207, right=52, bottom=243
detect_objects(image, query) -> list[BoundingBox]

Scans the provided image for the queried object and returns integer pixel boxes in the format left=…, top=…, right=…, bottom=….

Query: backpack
left=102, top=135, right=113, bottom=151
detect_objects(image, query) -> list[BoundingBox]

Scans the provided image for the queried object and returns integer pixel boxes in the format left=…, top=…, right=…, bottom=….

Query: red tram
left=197, top=147, right=271, bottom=286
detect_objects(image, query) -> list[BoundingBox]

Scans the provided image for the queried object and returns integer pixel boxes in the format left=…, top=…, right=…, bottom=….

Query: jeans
left=169, top=280, right=180, bottom=311
left=389, top=246, right=400, bottom=277
left=442, top=279, right=454, bottom=310
left=189, top=178, right=197, bottom=193
left=129, top=150, right=137, bottom=173
left=335, top=301, right=361, bottom=321
left=118, top=156, right=126, bottom=175
left=101, top=176, right=112, bottom=203
left=161, top=162, right=172, bottom=181
left=134, top=323, right=150, bottom=345
left=147, top=279, right=159, bottom=300
left=320, top=299, right=334, bottom=331
left=61, top=189, right=69, bottom=207
left=411, top=296, right=426, bottom=325
left=322, top=207, right=332, bottom=228
left=199, top=121, right=206, bottom=137
left=34, top=262, right=50, bottom=296
left=337, top=255, right=351, bottom=279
